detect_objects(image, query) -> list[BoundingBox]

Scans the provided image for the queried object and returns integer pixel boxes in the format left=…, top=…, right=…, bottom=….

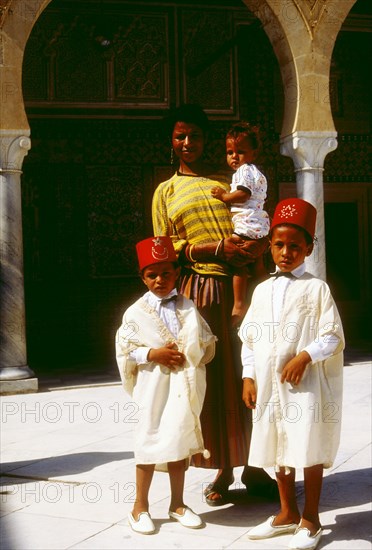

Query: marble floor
left=1, top=358, right=371, bottom=549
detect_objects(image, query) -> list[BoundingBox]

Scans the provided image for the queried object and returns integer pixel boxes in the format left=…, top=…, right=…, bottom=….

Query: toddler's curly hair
left=226, top=121, right=262, bottom=152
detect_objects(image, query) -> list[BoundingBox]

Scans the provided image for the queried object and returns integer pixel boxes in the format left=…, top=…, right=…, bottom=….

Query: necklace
left=177, top=169, right=197, bottom=176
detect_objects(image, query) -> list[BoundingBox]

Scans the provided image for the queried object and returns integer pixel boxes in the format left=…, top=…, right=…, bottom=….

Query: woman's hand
left=242, top=378, right=257, bottom=409
left=229, top=235, right=269, bottom=259
left=221, top=237, right=259, bottom=266
left=189, top=235, right=268, bottom=267
left=148, top=343, right=185, bottom=370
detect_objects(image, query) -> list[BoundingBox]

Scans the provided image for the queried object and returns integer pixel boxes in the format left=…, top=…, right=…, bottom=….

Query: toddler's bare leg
left=232, top=272, right=249, bottom=326
left=251, top=253, right=267, bottom=280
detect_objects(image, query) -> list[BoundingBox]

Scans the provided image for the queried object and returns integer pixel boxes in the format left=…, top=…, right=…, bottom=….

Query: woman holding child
left=152, top=103, right=276, bottom=504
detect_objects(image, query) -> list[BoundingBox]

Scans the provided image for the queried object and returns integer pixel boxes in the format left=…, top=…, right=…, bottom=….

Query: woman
left=152, top=104, right=277, bottom=505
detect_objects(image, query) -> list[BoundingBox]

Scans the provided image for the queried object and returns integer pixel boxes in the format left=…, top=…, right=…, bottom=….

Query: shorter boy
left=239, top=198, right=344, bottom=550
left=116, top=236, right=216, bottom=535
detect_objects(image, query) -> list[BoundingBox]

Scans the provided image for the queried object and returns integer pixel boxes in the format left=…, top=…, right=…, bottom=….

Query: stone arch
left=242, top=0, right=357, bottom=281
left=0, top=0, right=53, bottom=130
left=243, top=0, right=357, bottom=136
left=2, top=0, right=356, bottom=148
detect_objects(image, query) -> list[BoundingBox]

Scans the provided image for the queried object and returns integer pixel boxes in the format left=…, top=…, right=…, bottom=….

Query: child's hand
left=148, top=343, right=185, bottom=370
left=281, top=351, right=311, bottom=386
left=242, top=378, right=257, bottom=409
left=211, top=186, right=226, bottom=201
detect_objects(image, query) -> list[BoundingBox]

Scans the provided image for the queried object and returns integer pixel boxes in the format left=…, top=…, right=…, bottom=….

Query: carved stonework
left=181, top=8, right=236, bottom=113
left=23, top=8, right=170, bottom=108
left=86, top=165, right=147, bottom=277
left=23, top=3, right=247, bottom=115
left=114, top=13, right=168, bottom=103
left=0, top=1, right=12, bottom=29
left=0, top=131, right=31, bottom=171
left=292, top=0, right=330, bottom=37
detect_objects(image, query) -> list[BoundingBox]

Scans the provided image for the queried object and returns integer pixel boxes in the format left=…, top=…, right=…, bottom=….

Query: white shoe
left=247, top=515, right=298, bottom=540
left=288, top=527, right=322, bottom=549
left=128, top=511, right=155, bottom=534
left=169, top=506, right=203, bottom=529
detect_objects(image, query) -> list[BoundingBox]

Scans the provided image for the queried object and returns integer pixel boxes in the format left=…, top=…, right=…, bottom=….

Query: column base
left=0, top=366, right=38, bottom=394
left=0, top=365, right=36, bottom=380
left=0, top=377, right=38, bottom=395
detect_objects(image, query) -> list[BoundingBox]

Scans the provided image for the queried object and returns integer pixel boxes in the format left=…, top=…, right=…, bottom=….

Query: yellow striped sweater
left=152, top=171, right=233, bottom=276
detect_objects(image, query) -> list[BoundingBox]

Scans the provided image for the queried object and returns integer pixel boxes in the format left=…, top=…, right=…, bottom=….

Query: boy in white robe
left=116, top=236, right=216, bottom=535
left=239, top=199, right=344, bottom=550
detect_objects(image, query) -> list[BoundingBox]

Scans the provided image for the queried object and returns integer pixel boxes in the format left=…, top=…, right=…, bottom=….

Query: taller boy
left=240, top=198, right=344, bottom=550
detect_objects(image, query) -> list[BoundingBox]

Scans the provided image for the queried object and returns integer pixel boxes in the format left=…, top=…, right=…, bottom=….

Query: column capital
left=280, top=131, right=338, bottom=172
left=0, top=129, right=31, bottom=174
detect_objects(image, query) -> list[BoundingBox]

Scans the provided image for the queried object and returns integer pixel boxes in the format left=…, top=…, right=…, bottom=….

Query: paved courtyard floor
left=1, top=355, right=371, bottom=549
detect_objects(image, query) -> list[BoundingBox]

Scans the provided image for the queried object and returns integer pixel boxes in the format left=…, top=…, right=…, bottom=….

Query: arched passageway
left=0, top=0, right=369, bottom=388
left=20, top=0, right=285, bottom=376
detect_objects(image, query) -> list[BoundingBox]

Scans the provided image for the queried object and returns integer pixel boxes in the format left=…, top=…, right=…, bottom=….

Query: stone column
left=0, top=130, right=37, bottom=393
left=280, top=131, right=338, bottom=281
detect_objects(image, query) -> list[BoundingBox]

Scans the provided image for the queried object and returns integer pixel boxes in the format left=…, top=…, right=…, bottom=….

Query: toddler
left=211, top=122, right=270, bottom=325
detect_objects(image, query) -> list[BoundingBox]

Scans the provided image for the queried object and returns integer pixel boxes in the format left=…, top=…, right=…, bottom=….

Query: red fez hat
left=136, top=236, right=178, bottom=271
left=271, top=198, right=317, bottom=239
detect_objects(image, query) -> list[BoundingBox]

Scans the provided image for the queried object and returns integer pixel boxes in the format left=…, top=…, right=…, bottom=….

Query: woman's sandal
left=204, top=483, right=228, bottom=506
left=203, top=476, right=234, bottom=507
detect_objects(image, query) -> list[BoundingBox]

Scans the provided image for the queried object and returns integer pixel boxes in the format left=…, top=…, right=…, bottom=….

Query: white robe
left=115, top=294, right=216, bottom=470
left=239, top=273, right=345, bottom=470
